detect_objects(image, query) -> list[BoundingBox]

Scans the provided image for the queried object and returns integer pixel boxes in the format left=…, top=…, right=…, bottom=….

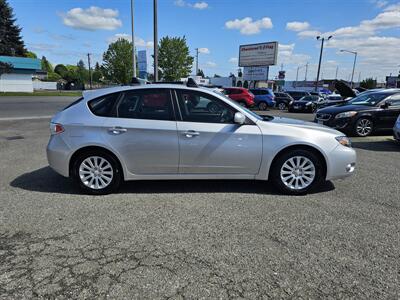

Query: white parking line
left=0, top=115, right=52, bottom=121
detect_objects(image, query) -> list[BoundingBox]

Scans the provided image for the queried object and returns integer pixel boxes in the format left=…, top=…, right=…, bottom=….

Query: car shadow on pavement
left=351, top=139, right=399, bottom=152
left=10, top=166, right=335, bottom=195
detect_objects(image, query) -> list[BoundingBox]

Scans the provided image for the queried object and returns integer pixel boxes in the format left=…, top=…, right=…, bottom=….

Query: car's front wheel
left=72, top=150, right=122, bottom=195
left=270, top=149, right=324, bottom=195
left=354, top=118, right=373, bottom=137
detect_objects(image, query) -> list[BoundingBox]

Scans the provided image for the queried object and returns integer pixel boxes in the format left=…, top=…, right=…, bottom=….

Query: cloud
left=28, top=43, right=59, bottom=51
left=174, top=0, right=209, bottom=9
left=286, top=21, right=310, bottom=32
left=225, top=17, right=273, bottom=35
left=297, top=30, right=322, bottom=38
left=229, top=57, right=238, bottom=64
left=371, top=0, right=388, bottom=8
left=198, top=47, right=210, bottom=54
left=193, top=2, right=208, bottom=9
left=61, top=6, right=122, bottom=31
left=278, top=43, right=310, bottom=65
left=107, top=33, right=154, bottom=48
left=205, top=61, right=217, bottom=67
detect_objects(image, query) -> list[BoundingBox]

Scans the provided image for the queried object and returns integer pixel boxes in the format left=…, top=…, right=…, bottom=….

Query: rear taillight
left=50, top=123, right=64, bottom=135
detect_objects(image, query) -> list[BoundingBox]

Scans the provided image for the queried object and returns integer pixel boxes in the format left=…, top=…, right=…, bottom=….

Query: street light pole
left=195, top=48, right=199, bottom=76
left=304, top=62, right=308, bottom=81
left=340, top=49, right=357, bottom=88
left=131, top=0, right=136, bottom=78
left=87, top=53, right=92, bottom=89
left=153, top=0, right=158, bottom=82
left=315, top=35, right=332, bottom=91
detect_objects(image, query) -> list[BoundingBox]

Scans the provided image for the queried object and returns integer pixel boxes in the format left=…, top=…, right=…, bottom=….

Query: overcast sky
left=9, top=0, right=400, bottom=81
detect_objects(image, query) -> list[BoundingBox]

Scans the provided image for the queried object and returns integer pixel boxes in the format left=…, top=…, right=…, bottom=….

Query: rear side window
left=116, top=89, right=174, bottom=121
left=88, top=93, right=120, bottom=117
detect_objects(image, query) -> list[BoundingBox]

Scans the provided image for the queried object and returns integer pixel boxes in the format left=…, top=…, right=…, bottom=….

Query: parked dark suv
left=315, top=89, right=400, bottom=137
left=285, top=90, right=311, bottom=101
left=274, top=92, right=294, bottom=110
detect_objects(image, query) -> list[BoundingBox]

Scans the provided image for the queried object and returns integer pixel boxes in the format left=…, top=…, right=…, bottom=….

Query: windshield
left=348, top=93, right=389, bottom=106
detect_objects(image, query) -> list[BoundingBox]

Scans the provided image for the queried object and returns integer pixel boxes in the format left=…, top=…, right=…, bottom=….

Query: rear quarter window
left=88, top=92, right=120, bottom=117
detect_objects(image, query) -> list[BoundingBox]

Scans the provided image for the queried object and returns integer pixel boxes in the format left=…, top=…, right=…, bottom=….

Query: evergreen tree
left=41, top=56, right=53, bottom=73
left=0, top=0, right=26, bottom=56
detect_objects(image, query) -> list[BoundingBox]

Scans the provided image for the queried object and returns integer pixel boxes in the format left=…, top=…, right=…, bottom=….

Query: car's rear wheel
left=278, top=102, right=287, bottom=111
left=354, top=118, right=373, bottom=137
left=270, top=149, right=324, bottom=195
left=72, top=151, right=122, bottom=195
left=258, top=102, right=268, bottom=111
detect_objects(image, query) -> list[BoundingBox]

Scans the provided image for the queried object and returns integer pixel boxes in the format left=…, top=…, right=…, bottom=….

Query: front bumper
left=326, top=144, right=357, bottom=180
left=289, top=104, right=314, bottom=113
left=314, top=116, right=355, bottom=133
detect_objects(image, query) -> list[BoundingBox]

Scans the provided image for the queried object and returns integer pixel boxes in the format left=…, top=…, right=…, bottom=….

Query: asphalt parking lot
left=0, top=96, right=399, bottom=299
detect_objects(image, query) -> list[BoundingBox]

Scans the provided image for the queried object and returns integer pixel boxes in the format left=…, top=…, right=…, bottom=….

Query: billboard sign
left=239, top=42, right=278, bottom=67
left=138, top=50, right=147, bottom=79
left=243, top=66, right=269, bottom=81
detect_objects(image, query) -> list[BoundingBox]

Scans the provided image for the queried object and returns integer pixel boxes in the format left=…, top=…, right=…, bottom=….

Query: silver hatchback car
left=47, top=82, right=356, bottom=195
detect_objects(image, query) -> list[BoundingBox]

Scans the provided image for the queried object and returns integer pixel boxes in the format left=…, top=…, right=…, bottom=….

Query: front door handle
left=182, top=130, right=200, bottom=138
left=108, top=127, right=127, bottom=135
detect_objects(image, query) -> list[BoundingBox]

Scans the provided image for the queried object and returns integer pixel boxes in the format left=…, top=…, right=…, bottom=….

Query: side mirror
left=381, top=101, right=390, bottom=109
left=234, top=112, right=246, bottom=125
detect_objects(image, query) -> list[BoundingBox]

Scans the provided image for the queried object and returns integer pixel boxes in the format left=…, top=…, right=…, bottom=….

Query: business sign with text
left=239, top=42, right=278, bottom=67
left=243, top=66, right=269, bottom=81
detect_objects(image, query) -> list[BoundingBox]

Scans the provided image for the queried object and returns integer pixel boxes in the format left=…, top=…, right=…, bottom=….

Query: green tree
left=54, top=64, right=68, bottom=78
left=25, top=51, right=37, bottom=58
left=77, top=59, right=88, bottom=84
left=0, top=0, right=26, bottom=56
left=102, top=38, right=133, bottom=84
left=41, top=56, right=53, bottom=73
left=0, top=61, right=12, bottom=75
left=360, top=77, right=377, bottom=89
left=196, top=69, right=205, bottom=77
left=157, top=36, right=193, bottom=81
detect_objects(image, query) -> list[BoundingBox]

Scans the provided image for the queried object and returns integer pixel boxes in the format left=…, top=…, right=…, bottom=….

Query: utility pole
left=153, top=0, right=158, bottom=82
left=304, top=62, right=308, bottom=81
left=295, top=66, right=300, bottom=88
left=87, top=53, right=92, bottom=89
left=340, top=49, right=357, bottom=88
left=335, top=66, right=339, bottom=80
left=195, top=48, right=199, bottom=76
left=131, top=0, right=136, bottom=78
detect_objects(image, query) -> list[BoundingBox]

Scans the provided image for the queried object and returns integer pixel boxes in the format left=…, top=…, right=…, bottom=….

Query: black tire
left=353, top=118, right=373, bottom=137
left=258, top=102, right=268, bottom=111
left=270, top=149, right=324, bottom=195
left=277, top=102, right=287, bottom=111
left=72, top=150, right=122, bottom=195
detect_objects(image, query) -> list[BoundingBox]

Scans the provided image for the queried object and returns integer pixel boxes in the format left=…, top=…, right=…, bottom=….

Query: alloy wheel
left=278, top=102, right=287, bottom=110
left=79, top=156, right=114, bottom=190
left=258, top=102, right=267, bottom=111
left=356, top=119, right=372, bottom=136
left=280, top=156, right=316, bottom=190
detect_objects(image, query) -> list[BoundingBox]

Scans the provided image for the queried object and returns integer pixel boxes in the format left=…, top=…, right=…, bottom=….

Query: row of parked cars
left=220, top=85, right=400, bottom=138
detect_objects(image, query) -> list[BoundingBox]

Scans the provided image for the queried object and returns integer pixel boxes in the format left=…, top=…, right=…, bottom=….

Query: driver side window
left=176, top=90, right=236, bottom=123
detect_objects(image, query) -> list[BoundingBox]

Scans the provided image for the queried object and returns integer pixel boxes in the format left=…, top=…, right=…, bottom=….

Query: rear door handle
left=108, top=127, right=127, bottom=135
left=182, top=130, right=200, bottom=138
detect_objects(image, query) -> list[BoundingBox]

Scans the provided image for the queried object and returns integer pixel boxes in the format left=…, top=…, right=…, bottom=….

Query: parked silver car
left=47, top=83, right=356, bottom=195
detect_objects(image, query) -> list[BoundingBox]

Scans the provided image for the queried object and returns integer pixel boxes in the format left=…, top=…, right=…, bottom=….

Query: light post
left=195, top=48, right=199, bottom=76
left=315, top=35, right=332, bottom=91
left=130, top=0, right=136, bottom=78
left=340, top=49, right=357, bottom=88
left=295, top=63, right=308, bottom=88
left=153, top=0, right=158, bottom=82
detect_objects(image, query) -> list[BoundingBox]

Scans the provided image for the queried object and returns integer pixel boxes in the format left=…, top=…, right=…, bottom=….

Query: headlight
left=289, top=101, right=294, bottom=105
left=335, top=136, right=351, bottom=147
left=306, top=101, right=312, bottom=106
left=335, top=111, right=358, bottom=119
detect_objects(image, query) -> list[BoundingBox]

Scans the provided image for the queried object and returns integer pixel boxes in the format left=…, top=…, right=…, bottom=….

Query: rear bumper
left=46, top=134, right=71, bottom=177
left=326, top=145, right=357, bottom=180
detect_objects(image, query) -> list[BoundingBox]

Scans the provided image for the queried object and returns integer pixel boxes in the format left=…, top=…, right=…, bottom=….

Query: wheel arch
left=69, top=145, right=125, bottom=179
left=268, top=144, right=328, bottom=180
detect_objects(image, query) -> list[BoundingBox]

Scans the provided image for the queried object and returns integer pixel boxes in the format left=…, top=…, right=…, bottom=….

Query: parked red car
left=223, top=87, right=255, bottom=108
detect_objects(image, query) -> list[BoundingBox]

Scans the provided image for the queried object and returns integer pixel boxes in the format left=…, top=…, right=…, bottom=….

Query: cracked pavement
left=0, top=104, right=399, bottom=299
